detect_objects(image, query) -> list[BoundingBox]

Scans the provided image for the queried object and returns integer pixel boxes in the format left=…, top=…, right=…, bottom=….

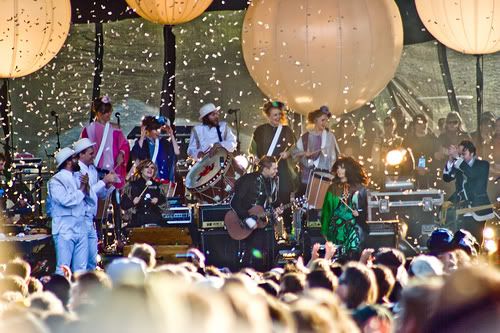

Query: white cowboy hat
left=73, top=138, right=96, bottom=155
left=55, top=147, right=75, bottom=168
left=199, top=103, right=220, bottom=121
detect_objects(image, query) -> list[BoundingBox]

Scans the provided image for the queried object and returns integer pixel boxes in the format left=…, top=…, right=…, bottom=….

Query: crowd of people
left=0, top=239, right=499, bottom=333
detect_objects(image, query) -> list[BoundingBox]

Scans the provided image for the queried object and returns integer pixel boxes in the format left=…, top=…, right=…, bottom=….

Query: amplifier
left=305, top=209, right=322, bottom=228
left=198, top=204, right=231, bottom=229
left=367, top=220, right=399, bottom=236
left=365, top=220, right=399, bottom=249
left=161, top=207, right=193, bottom=226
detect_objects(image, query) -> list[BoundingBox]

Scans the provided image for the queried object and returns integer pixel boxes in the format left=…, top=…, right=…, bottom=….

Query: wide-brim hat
left=73, top=138, right=96, bottom=155
left=199, top=103, right=220, bottom=121
left=55, top=147, right=75, bottom=168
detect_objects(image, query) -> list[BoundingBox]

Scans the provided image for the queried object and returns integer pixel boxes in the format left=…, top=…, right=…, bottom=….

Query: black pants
left=460, top=216, right=486, bottom=244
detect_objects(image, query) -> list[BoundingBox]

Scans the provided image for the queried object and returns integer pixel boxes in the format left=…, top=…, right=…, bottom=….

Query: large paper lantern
left=415, top=0, right=500, bottom=54
left=0, top=0, right=72, bottom=78
left=125, top=0, right=213, bottom=25
left=242, top=0, right=404, bottom=115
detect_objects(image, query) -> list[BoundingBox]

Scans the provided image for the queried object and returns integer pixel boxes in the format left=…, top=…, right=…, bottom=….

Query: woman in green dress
left=320, top=157, right=369, bottom=259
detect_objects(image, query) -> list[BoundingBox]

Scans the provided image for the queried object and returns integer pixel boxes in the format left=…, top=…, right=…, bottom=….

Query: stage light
left=484, top=239, right=497, bottom=253
left=384, top=147, right=415, bottom=191
left=386, top=149, right=405, bottom=166
left=483, top=227, right=495, bottom=240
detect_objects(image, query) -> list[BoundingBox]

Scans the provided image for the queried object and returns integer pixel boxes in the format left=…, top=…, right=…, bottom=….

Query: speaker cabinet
left=200, top=228, right=276, bottom=272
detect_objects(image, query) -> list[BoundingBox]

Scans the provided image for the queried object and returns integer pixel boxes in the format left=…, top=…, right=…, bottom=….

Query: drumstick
left=339, top=197, right=357, bottom=215
left=138, top=181, right=153, bottom=200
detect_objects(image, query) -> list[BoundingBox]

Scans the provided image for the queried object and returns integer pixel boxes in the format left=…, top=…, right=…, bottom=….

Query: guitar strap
left=94, top=122, right=110, bottom=168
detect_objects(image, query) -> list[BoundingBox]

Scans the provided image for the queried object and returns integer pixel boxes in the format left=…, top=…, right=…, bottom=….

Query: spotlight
left=386, top=149, right=405, bottom=166
left=484, top=239, right=497, bottom=253
left=483, top=227, right=495, bottom=240
left=384, top=147, right=415, bottom=191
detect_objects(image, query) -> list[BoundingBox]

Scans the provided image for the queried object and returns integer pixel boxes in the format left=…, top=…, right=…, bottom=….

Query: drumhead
left=185, top=147, right=229, bottom=189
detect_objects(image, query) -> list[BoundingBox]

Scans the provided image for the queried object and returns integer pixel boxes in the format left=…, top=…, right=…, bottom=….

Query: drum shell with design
left=185, top=147, right=245, bottom=204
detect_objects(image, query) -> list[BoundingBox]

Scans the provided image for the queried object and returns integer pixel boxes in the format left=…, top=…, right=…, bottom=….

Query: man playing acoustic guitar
left=443, top=140, right=494, bottom=243
left=230, top=156, right=279, bottom=270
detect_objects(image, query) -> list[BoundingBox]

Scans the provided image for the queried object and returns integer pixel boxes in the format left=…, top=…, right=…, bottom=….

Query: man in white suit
left=73, top=138, right=117, bottom=270
left=48, top=147, right=93, bottom=275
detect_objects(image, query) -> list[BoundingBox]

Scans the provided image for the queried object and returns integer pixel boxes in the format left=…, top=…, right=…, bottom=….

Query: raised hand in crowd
left=324, top=241, right=337, bottom=261
left=360, top=248, right=375, bottom=266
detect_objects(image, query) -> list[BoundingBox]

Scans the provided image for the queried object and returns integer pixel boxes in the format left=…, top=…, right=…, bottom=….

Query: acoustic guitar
left=224, top=196, right=305, bottom=241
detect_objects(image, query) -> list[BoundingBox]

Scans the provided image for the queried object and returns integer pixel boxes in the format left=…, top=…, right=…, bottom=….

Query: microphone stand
left=51, top=111, right=61, bottom=151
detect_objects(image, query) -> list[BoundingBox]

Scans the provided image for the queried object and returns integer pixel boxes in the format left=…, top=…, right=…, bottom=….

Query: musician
left=81, top=96, right=130, bottom=239
left=230, top=156, right=278, bottom=270
left=187, top=103, right=237, bottom=160
left=121, top=159, right=167, bottom=227
left=131, top=116, right=180, bottom=182
left=292, top=106, right=340, bottom=195
left=249, top=101, right=298, bottom=234
left=73, top=138, right=116, bottom=270
left=48, top=147, right=92, bottom=275
left=320, top=157, right=369, bottom=259
left=443, top=140, right=493, bottom=242
left=81, top=96, right=130, bottom=189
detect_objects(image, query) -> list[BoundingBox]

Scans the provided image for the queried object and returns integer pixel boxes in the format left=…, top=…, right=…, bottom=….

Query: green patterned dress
left=320, top=184, right=362, bottom=254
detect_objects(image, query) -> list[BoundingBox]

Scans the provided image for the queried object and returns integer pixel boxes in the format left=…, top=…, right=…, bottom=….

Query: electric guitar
left=224, top=196, right=305, bottom=240
left=439, top=201, right=499, bottom=224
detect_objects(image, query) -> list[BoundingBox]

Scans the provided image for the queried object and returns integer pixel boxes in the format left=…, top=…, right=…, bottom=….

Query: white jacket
left=48, top=169, right=92, bottom=235
left=75, top=161, right=114, bottom=218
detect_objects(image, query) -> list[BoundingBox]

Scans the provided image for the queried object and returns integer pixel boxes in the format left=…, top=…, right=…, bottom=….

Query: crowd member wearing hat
left=187, top=103, right=237, bottom=160
left=47, top=147, right=92, bottom=275
left=73, top=138, right=117, bottom=270
left=131, top=115, right=179, bottom=182
left=292, top=106, right=340, bottom=195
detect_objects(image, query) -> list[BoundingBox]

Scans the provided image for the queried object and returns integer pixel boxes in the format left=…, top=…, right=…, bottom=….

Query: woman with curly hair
left=121, top=159, right=167, bottom=227
left=320, top=157, right=369, bottom=258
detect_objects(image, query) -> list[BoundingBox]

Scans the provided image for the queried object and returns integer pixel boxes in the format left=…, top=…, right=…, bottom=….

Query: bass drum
left=185, top=146, right=245, bottom=204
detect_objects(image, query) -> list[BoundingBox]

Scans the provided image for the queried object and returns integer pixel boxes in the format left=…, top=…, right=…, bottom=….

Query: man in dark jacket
left=443, top=140, right=493, bottom=242
left=230, top=156, right=278, bottom=270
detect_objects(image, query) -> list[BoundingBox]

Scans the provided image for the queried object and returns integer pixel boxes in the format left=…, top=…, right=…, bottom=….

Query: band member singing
left=443, top=140, right=493, bottom=242
left=320, top=157, right=369, bottom=259
left=292, top=106, right=340, bottom=195
left=249, top=101, right=298, bottom=234
left=230, top=156, right=279, bottom=270
left=48, top=147, right=92, bottom=275
left=187, top=103, right=237, bottom=160
left=131, top=116, right=180, bottom=182
left=121, top=160, right=167, bottom=227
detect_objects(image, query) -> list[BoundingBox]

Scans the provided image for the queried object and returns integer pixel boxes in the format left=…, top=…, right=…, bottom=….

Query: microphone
left=50, top=111, right=59, bottom=118
left=115, top=112, right=121, bottom=119
left=227, top=108, right=240, bottom=114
